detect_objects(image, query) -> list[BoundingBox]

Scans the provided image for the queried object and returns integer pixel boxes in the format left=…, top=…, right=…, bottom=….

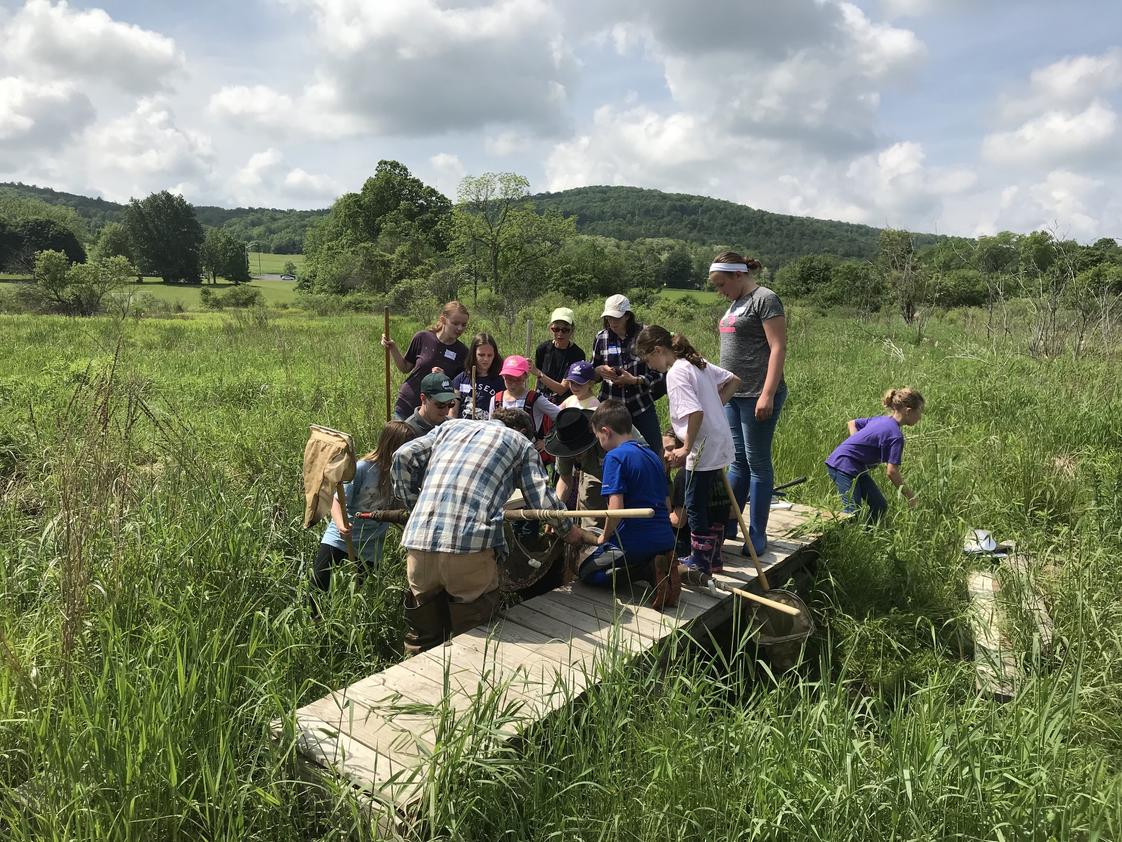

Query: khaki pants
left=407, top=548, right=500, bottom=604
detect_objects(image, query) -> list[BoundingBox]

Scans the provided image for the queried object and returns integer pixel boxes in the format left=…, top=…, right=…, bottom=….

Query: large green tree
left=200, top=228, right=250, bottom=284
left=303, top=160, right=450, bottom=294
left=91, top=222, right=134, bottom=263
left=450, top=172, right=576, bottom=327
left=123, top=191, right=204, bottom=283
left=4, top=218, right=86, bottom=271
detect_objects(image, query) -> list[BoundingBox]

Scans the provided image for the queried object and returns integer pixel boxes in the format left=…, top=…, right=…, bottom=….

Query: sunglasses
left=433, top=400, right=457, bottom=410
left=550, top=325, right=572, bottom=334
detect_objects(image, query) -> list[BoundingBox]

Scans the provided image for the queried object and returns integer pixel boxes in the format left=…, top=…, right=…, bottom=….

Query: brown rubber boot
left=650, top=552, right=681, bottom=610
left=403, top=590, right=450, bottom=657
left=447, top=589, right=502, bottom=636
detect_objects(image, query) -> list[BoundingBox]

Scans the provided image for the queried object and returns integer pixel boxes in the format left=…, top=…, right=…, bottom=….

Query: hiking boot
left=447, top=589, right=501, bottom=636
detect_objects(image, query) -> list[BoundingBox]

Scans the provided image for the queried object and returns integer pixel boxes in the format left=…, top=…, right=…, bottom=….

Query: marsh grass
left=0, top=302, right=1120, bottom=839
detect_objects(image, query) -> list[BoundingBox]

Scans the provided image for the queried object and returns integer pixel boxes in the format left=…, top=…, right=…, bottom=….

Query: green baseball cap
left=420, top=372, right=456, bottom=402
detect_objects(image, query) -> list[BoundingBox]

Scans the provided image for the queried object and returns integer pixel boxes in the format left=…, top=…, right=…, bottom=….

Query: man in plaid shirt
left=392, top=408, right=584, bottom=654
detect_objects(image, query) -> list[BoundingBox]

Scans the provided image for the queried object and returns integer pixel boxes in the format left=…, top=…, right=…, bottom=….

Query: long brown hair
left=429, top=300, right=469, bottom=334
left=361, top=420, right=417, bottom=497
left=464, top=332, right=502, bottom=376
left=635, top=324, right=707, bottom=369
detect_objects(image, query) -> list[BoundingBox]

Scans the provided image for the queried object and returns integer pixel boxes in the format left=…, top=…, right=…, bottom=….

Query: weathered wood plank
left=967, top=569, right=1018, bottom=700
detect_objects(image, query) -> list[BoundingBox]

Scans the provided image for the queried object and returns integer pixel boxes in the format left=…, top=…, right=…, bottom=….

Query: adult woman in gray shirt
left=709, top=251, right=788, bottom=555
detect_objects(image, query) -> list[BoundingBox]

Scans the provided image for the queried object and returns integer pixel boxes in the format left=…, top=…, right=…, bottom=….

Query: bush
left=294, top=291, right=384, bottom=315
left=201, top=285, right=264, bottom=310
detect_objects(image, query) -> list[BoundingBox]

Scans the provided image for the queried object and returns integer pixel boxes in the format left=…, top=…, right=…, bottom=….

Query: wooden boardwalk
left=275, top=503, right=838, bottom=813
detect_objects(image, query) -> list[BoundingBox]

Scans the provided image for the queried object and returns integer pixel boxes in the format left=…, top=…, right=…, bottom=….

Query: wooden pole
left=336, top=481, right=356, bottom=561
left=726, top=586, right=800, bottom=616
left=471, top=364, right=477, bottom=418
left=355, top=507, right=654, bottom=524
left=383, top=306, right=391, bottom=422
left=722, top=469, right=770, bottom=590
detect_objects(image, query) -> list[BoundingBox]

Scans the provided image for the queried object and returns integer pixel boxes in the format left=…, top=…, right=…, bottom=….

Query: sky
left=1, top=0, right=1121, bottom=241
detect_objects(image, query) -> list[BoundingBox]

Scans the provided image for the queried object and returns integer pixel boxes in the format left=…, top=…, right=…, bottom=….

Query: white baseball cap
left=549, top=307, right=575, bottom=326
left=601, top=294, right=631, bottom=319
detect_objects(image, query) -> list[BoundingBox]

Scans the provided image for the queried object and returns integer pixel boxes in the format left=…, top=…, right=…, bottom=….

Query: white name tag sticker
left=443, top=349, right=457, bottom=360
left=607, top=345, right=621, bottom=356
left=460, top=383, right=471, bottom=393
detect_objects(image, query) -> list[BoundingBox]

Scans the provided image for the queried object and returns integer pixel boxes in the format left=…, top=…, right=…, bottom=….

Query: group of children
left=317, top=318, right=925, bottom=603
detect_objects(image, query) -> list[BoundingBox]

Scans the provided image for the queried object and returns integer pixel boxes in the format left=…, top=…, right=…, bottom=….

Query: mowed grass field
left=248, top=251, right=306, bottom=275
left=0, top=299, right=1120, bottom=839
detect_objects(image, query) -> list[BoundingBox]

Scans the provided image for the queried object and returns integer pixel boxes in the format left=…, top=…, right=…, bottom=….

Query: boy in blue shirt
left=580, top=400, right=679, bottom=608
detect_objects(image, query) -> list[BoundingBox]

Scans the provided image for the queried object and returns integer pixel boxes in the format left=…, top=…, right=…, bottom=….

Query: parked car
left=280, top=273, right=296, bottom=280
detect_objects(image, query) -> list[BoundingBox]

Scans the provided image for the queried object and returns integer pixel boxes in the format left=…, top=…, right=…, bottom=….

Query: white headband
left=709, top=262, right=748, bottom=273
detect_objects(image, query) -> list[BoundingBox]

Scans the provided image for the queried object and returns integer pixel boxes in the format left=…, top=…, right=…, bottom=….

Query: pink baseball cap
left=500, top=355, right=530, bottom=377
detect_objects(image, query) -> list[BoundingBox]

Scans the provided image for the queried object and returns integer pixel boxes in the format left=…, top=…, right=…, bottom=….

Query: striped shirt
left=591, top=325, right=665, bottom=418
left=391, top=419, right=573, bottom=557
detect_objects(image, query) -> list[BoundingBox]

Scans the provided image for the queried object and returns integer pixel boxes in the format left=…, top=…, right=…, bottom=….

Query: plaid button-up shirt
left=392, top=419, right=573, bottom=557
left=592, top=326, right=665, bottom=418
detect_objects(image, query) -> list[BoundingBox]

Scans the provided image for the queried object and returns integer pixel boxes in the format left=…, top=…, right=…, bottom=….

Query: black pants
left=311, top=543, right=351, bottom=593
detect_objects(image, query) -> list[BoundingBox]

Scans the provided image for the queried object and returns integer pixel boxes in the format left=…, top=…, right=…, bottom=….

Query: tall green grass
left=0, top=302, right=1119, bottom=839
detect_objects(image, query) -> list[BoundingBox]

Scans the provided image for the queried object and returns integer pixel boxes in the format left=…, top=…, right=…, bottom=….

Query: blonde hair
left=430, top=300, right=469, bottom=334
left=882, top=387, right=925, bottom=412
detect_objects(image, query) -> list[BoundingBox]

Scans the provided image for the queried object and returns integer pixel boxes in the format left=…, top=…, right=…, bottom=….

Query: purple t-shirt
left=825, top=415, right=905, bottom=477
left=394, top=330, right=468, bottom=418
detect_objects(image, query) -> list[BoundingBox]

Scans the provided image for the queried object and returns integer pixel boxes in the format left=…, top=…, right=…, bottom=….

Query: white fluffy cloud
left=213, top=0, right=576, bottom=137
left=982, top=101, right=1119, bottom=168
left=0, top=1, right=183, bottom=94
left=81, top=99, right=214, bottom=201
left=0, top=76, right=94, bottom=167
left=429, top=152, right=466, bottom=199
left=231, top=147, right=339, bottom=206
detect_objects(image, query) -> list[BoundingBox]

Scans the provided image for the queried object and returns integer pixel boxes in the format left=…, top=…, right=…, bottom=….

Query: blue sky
left=1, top=0, right=1120, bottom=240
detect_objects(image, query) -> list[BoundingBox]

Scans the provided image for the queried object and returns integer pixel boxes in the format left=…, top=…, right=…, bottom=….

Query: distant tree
left=64, top=256, right=137, bottom=315
left=123, top=191, right=204, bottom=283
left=7, top=218, right=86, bottom=271
left=451, top=172, right=576, bottom=333
left=33, top=249, right=72, bottom=306
left=659, top=243, right=694, bottom=289
left=91, top=222, right=134, bottom=263
left=773, top=254, right=836, bottom=300
left=282, top=260, right=298, bottom=277
left=0, top=219, right=17, bottom=270
left=200, top=228, right=250, bottom=284
left=875, top=229, right=929, bottom=324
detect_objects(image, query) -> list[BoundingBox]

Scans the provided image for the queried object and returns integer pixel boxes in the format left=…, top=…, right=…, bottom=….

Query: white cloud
left=982, top=101, right=1118, bottom=167
left=616, top=1, right=925, bottom=154
left=231, top=147, right=338, bottom=206
left=0, top=0, right=183, bottom=94
left=0, top=76, right=94, bottom=167
left=1000, top=47, right=1122, bottom=121
left=82, top=98, right=214, bottom=201
left=216, top=0, right=577, bottom=138
left=429, top=152, right=466, bottom=199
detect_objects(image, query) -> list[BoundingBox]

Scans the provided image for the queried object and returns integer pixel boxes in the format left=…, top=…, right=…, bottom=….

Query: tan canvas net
left=302, top=425, right=356, bottom=528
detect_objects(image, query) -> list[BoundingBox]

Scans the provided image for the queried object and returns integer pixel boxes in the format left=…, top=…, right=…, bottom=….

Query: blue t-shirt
left=825, top=416, right=905, bottom=477
left=451, top=370, right=504, bottom=420
left=600, top=440, right=674, bottom=557
left=321, top=459, right=393, bottom=563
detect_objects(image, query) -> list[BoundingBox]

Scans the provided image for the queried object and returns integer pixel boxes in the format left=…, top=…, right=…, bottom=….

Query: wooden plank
left=280, top=502, right=838, bottom=817
left=1004, top=552, right=1055, bottom=657
left=967, top=569, right=1018, bottom=700
left=285, top=713, right=423, bottom=808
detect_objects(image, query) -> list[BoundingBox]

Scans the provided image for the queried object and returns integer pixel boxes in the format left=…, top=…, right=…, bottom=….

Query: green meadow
left=0, top=298, right=1119, bottom=840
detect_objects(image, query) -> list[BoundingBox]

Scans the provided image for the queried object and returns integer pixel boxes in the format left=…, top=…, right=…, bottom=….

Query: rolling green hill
left=3, top=180, right=942, bottom=265
left=532, top=185, right=943, bottom=268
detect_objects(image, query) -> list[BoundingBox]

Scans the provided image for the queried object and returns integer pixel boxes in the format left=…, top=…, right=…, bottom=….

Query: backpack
left=495, top=389, right=554, bottom=465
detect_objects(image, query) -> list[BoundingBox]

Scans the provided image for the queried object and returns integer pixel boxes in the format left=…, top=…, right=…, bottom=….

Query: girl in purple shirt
left=825, top=388, right=924, bottom=521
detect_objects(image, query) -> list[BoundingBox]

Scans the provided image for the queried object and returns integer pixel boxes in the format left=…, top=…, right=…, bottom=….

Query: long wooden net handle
left=355, top=507, right=654, bottom=523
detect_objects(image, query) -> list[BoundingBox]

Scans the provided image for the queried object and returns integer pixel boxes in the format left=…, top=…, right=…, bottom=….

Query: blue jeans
left=684, top=469, right=720, bottom=533
left=631, top=406, right=663, bottom=453
left=826, top=465, right=888, bottom=522
left=724, top=387, right=787, bottom=550
left=578, top=541, right=660, bottom=587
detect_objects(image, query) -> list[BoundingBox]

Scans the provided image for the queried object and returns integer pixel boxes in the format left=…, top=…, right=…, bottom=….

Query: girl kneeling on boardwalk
left=824, top=387, right=924, bottom=522
left=636, top=325, right=741, bottom=576
left=313, top=421, right=418, bottom=603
